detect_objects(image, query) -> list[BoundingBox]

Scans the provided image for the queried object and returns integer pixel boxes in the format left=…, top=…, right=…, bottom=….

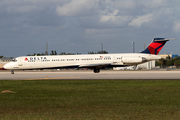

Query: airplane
left=4, top=38, right=174, bottom=74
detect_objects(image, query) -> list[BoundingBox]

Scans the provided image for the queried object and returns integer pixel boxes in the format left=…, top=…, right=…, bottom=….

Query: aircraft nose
left=3, top=63, right=11, bottom=70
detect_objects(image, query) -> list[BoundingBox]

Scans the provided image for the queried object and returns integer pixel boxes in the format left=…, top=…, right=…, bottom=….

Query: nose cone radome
left=3, top=63, right=11, bottom=70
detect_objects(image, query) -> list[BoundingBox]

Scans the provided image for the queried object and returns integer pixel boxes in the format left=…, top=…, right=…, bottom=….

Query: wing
left=79, top=63, right=111, bottom=68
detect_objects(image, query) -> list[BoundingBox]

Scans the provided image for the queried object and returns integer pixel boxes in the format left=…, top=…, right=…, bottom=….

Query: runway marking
left=24, top=77, right=78, bottom=80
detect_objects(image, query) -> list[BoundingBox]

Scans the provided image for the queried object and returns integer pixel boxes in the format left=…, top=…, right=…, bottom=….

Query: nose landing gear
left=11, top=70, right=14, bottom=74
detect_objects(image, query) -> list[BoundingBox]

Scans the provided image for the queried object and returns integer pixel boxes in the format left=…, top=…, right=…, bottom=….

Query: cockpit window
left=12, top=59, right=17, bottom=62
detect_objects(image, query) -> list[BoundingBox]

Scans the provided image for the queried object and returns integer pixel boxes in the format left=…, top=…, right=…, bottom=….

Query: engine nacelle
left=122, top=56, right=145, bottom=64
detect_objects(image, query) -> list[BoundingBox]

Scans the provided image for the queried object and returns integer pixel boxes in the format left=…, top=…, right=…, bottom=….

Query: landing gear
left=94, top=68, right=100, bottom=73
left=11, top=70, right=14, bottom=74
left=133, top=65, right=137, bottom=70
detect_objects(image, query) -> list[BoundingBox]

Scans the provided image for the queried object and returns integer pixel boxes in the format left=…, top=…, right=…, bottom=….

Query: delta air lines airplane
left=4, top=38, right=174, bottom=74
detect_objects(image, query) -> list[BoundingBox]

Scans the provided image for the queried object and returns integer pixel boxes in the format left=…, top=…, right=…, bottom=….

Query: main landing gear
left=11, top=70, right=14, bottom=74
left=134, top=65, right=137, bottom=70
left=93, top=67, right=100, bottom=73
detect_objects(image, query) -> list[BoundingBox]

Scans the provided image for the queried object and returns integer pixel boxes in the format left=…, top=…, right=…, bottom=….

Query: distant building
left=0, top=58, right=13, bottom=67
left=172, top=54, right=179, bottom=58
left=113, top=60, right=156, bottom=70
left=0, top=58, right=14, bottom=70
left=159, top=54, right=179, bottom=59
left=137, top=61, right=155, bottom=69
left=0, top=58, right=13, bottom=62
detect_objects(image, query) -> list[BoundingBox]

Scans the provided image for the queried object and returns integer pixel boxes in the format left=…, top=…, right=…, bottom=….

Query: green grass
left=1, top=80, right=180, bottom=120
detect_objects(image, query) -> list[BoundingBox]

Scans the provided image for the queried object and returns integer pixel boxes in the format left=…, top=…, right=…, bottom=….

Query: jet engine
left=121, top=56, right=146, bottom=64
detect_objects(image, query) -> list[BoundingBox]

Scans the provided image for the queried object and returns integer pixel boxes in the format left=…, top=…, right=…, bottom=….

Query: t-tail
left=141, top=38, right=175, bottom=55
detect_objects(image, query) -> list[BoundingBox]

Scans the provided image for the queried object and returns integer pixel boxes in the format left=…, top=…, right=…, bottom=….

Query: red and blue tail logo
left=141, top=38, right=169, bottom=55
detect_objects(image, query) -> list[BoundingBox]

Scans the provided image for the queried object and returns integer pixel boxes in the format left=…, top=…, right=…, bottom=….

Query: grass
left=0, top=80, right=180, bottom=120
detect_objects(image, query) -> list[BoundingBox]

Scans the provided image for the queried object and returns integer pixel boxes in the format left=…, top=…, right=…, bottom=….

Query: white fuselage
left=4, top=53, right=160, bottom=70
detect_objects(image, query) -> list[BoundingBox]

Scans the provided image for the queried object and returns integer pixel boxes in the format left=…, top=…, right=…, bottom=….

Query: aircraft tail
left=141, top=38, right=175, bottom=55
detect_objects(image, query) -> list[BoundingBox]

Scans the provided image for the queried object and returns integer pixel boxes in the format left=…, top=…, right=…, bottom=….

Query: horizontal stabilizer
left=154, top=38, right=176, bottom=41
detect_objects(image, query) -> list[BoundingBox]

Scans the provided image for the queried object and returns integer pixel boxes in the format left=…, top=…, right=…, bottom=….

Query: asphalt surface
left=0, top=70, right=180, bottom=80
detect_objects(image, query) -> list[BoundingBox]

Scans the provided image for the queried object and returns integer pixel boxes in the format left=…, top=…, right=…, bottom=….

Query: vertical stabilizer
left=141, top=38, right=174, bottom=55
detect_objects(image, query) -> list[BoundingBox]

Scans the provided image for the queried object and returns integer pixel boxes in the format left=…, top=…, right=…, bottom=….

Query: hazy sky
left=0, top=0, right=179, bottom=57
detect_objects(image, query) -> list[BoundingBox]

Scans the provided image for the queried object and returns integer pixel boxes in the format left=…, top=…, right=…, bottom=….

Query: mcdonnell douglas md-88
left=4, top=38, right=174, bottom=74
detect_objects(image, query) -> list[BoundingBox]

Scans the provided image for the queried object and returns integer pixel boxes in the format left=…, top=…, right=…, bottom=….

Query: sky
left=0, top=0, right=180, bottom=57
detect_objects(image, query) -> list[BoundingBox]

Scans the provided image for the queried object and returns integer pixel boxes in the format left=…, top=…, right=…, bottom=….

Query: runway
left=1, top=70, right=180, bottom=80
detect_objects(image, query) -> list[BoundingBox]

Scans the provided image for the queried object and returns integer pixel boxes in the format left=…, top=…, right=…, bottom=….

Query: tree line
left=0, top=50, right=108, bottom=58
left=27, top=50, right=108, bottom=56
left=156, top=56, right=180, bottom=68
left=88, top=51, right=108, bottom=54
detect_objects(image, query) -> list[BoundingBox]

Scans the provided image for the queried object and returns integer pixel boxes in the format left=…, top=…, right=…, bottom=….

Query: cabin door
left=18, top=58, right=23, bottom=66
left=113, top=57, right=118, bottom=63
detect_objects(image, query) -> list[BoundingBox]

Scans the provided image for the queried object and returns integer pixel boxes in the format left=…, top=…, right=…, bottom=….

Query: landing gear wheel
left=134, top=65, right=137, bottom=70
left=11, top=70, right=14, bottom=74
left=94, top=68, right=100, bottom=73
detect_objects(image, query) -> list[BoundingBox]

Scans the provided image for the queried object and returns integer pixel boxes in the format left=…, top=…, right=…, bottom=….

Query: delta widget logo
left=24, top=58, right=28, bottom=61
